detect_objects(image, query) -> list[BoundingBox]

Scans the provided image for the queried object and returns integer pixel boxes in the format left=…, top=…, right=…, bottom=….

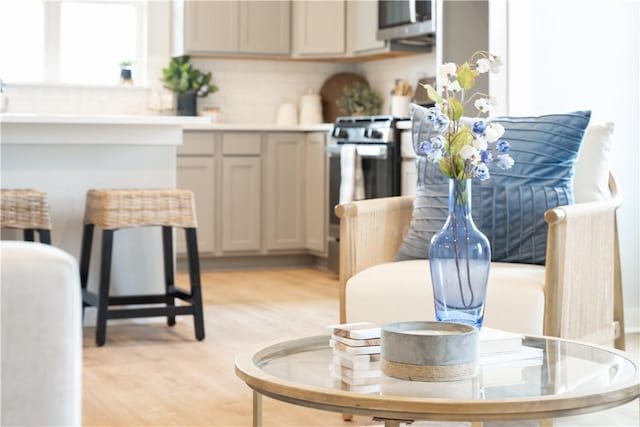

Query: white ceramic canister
left=299, top=92, right=323, bottom=124
left=276, top=103, right=298, bottom=126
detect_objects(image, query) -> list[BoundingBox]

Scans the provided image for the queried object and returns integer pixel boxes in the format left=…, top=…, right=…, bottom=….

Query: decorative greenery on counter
left=336, top=82, right=382, bottom=116
left=161, top=55, right=218, bottom=97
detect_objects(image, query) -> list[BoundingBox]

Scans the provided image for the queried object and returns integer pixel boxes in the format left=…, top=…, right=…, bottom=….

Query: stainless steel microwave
left=376, top=0, right=436, bottom=47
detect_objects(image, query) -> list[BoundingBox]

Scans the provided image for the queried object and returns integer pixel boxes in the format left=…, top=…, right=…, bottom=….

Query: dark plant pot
left=120, top=68, right=132, bottom=80
left=177, top=92, right=197, bottom=116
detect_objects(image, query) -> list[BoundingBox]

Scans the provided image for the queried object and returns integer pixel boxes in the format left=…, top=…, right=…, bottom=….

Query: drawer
left=222, top=133, right=262, bottom=155
left=178, top=132, right=215, bottom=156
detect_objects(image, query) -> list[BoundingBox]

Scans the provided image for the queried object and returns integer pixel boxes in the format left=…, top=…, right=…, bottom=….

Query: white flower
left=476, top=58, right=491, bottom=73
left=435, top=76, right=448, bottom=92
left=484, top=122, right=505, bottom=142
left=474, top=98, right=491, bottom=113
left=459, top=145, right=480, bottom=163
left=496, top=153, right=514, bottom=169
left=438, top=62, right=457, bottom=78
left=473, top=137, right=488, bottom=151
left=490, top=55, right=503, bottom=73
left=448, top=80, right=462, bottom=92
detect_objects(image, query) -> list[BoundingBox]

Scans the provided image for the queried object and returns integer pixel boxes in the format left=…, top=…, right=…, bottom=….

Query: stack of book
left=328, top=322, right=382, bottom=393
left=479, top=327, right=544, bottom=387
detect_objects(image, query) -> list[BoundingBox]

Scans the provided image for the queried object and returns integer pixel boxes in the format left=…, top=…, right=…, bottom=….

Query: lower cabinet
left=304, top=132, right=327, bottom=254
left=177, top=130, right=327, bottom=260
left=265, top=133, right=305, bottom=250
left=221, top=156, right=262, bottom=252
left=176, top=133, right=216, bottom=255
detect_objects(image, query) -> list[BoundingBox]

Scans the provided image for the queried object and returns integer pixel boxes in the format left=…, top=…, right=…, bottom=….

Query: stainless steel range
left=326, top=115, right=409, bottom=273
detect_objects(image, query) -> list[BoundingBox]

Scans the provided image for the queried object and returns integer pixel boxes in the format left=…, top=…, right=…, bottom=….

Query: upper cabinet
left=346, top=0, right=388, bottom=55
left=239, top=1, right=290, bottom=55
left=173, top=0, right=290, bottom=57
left=172, top=0, right=424, bottom=60
left=292, top=0, right=345, bottom=57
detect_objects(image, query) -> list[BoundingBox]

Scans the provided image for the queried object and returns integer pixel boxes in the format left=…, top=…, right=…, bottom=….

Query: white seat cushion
left=346, top=260, right=545, bottom=336
left=1, top=241, right=82, bottom=426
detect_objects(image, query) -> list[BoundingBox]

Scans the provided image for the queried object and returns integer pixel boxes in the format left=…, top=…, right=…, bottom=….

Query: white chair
left=1, top=241, right=82, bottom=426
left=336, top=123, right=626, bottom=350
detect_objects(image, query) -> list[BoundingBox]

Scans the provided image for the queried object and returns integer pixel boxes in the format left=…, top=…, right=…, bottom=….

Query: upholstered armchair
left=1, top=241, right=82, bottom=425
left=336, top=123, right=626, bottom=351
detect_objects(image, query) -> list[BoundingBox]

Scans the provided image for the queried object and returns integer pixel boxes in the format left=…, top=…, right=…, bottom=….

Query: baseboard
left=625, top=307, right=640, bottom=333
left=177, top=254, right=327, bottom=272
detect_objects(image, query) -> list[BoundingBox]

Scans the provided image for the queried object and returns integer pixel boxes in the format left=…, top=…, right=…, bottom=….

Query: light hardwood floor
left=83, top=268, right=639, bottom=426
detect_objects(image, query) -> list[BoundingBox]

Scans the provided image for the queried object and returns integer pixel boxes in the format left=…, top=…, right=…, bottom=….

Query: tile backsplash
left=4, top=53, right=435, bottom=123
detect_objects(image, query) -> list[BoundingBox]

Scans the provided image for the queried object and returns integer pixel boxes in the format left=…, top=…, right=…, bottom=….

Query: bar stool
left=79, top=188, right=205, bottom=346
left=0, top=189, right=52, bottom=244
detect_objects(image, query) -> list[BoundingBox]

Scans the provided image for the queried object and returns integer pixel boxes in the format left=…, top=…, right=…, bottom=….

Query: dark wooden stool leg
left=185, top=227, right=205, bottom=341
left=162, top=226, right=176, bottom=326
left=96, top=229, right=114, bottom=347
left=23, top=229, right=35, bottom=241
left=38, top=229, right=52, bottom=244
left=79, top=224, right=95, bottom=318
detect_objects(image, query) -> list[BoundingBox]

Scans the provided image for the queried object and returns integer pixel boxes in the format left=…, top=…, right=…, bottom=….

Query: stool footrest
left=107, top=305, right=194, bottom=320
left=83, top=290, right=193, bottom=307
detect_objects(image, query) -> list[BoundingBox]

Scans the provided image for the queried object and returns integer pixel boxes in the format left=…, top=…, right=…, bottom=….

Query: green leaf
left=439, top=158, right=453, bottom=178
left=456, top=62, right=479, bottom=90
left=424, top=84, right=442, bottom=104
left=449, top=98, right=464, bottom=121
left=455, top=156, right=465, bottom=179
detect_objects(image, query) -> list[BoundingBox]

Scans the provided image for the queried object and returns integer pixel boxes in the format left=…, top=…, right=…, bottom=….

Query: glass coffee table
left=235, top=334, right=640, bottom=426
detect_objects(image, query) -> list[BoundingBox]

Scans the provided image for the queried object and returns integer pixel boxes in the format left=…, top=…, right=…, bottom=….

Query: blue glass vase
left=429, top=178, right=491, bottom=327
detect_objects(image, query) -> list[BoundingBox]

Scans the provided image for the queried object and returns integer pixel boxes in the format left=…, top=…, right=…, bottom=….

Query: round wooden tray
left=319, top=72, right=368, bottom=122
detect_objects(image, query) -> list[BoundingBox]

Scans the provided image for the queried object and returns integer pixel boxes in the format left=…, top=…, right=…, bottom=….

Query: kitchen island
left=0, top=113, right=209, bottom=323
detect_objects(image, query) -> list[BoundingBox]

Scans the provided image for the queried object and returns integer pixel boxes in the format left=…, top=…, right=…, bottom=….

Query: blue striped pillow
left=396, top=110, right=592, bottom=265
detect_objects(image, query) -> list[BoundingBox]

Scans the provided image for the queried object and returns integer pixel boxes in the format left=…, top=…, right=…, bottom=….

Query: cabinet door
left=304, top=133, right=327, bottom=254
left=176, top=156, right=215, bottom=255
left=348, top=0, right=386, bottom=54
left=184, top=1, right=239, bottom=53
left=294, top=0, right=345, bottom=55
left=239, top=1, right=290, bottom=55
left=221, top=157, right=262, bottom=252
left=265, top=133, right=305, bottom=250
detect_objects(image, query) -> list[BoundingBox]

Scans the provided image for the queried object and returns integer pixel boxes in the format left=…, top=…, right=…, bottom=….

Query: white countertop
left=0, top=113, right=334, bottom=132
left=0, top=113, right=211, bottom=126
left=183, top=122, right=334, bottom=132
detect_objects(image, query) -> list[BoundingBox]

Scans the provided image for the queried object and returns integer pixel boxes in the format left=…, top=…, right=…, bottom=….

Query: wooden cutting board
left=319, top=73, right=368, bottom=122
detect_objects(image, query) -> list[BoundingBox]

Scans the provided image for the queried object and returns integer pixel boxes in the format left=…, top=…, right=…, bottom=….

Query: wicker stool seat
left=79, top=188, right=205, bottom=346
left=0, top=189, right=52, bottom=244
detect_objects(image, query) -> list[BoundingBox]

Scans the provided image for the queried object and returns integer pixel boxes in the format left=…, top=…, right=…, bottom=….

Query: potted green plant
left=119, top=61, right=133, bottom=85
left=161, top=55, right=218, bottom=116
left=336, top=82, right=382, bottom=116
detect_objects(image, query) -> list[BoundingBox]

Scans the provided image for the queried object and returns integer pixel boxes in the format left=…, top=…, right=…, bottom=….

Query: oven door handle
left=325, top=144, right=389, bottom=159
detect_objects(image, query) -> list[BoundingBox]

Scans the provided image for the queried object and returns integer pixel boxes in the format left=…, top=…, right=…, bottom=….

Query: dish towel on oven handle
left=339, top=144, right=365, bottom=204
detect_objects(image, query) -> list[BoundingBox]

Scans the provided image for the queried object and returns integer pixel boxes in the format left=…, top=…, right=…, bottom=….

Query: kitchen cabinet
left=264, top=133, right=305, bottom=251
left=180, top=1, right=238, bottom=53
left=178, top=129, right=330, bottom=264
left=293, top=0, right=345, bottom=56
left=346, top=0, right=388, bottom=56
left=304, top=132, right=327, bottom=254
left=176, top=132, right=216, bottom=255
left=220, top=133, right=262, bottom=252
left=239, top=1, right=291, bottom=55
left=174, top=1, right=290, bottom=56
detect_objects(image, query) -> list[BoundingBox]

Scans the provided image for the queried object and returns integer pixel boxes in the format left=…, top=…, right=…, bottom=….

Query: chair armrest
left=335, top=196, right=414, bottom=322
left=543, top=172, right=624, bottom=348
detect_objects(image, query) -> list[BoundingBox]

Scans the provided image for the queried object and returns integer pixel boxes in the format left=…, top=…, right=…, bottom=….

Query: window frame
left=8, top=0, right=148, bottom=86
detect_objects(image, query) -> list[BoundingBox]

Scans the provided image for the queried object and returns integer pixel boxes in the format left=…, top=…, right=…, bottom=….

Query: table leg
left=253, top=390, right=262, bottom=427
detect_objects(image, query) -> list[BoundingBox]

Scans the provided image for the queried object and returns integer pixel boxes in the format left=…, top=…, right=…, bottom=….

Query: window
left=0, top=0, right=146, bottom=86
